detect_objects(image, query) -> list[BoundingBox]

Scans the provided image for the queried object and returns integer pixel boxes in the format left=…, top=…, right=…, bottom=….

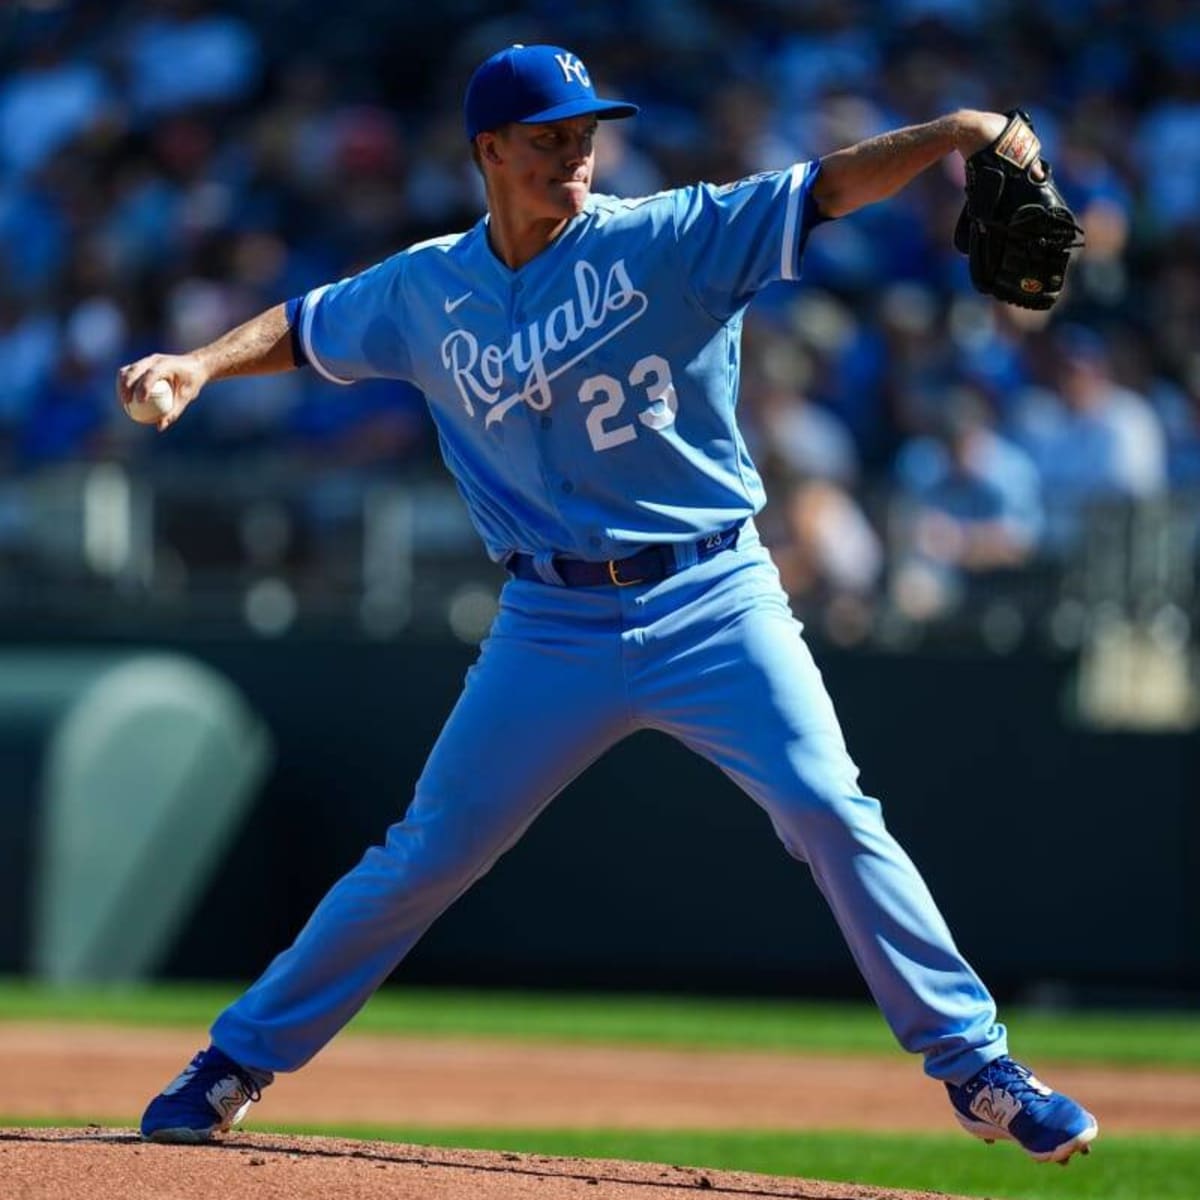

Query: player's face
left=491, top=116, right=598, bottom=220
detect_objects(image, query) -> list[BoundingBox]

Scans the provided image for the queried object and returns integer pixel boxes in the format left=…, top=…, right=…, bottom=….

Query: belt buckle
left=607, top=559, right=644, bottom=587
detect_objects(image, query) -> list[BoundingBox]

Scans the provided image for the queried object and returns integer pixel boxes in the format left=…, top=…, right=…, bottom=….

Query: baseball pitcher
left=122, top=44, right=1095, bottom=1163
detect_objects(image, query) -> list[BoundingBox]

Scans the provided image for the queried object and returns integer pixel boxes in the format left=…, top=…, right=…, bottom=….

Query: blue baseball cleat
left=141, top=1045, right=273, bottom=1143
left=947, top=1056, right=1098, bottom=1163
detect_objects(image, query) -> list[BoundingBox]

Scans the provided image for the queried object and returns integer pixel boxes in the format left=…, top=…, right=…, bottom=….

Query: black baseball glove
left=954, top=110, right=1084, bottom=311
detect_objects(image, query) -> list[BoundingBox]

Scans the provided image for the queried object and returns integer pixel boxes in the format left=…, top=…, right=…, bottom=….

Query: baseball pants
left=211, top=521, right=1007, bottom=1084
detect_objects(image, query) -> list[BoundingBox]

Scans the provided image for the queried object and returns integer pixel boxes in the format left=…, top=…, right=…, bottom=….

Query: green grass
left=2, top=979, right=1199, bottom=1067
left=7, top=1119, right=1194, bottom=1200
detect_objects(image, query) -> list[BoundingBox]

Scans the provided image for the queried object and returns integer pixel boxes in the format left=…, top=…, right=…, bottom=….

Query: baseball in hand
left=126, top=378, right=175, bottom=424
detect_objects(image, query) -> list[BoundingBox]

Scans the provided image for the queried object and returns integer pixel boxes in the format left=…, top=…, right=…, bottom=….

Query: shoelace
left=195, top=1052, right=264, bottom=1104
left=971, top=1059, right=1046, bottom=1106
left=232, top=1071, right=263, bottom=1104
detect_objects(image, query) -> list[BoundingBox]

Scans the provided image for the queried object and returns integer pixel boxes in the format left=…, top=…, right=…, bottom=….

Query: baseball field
left=1, top=982, right=1197, bottom=1200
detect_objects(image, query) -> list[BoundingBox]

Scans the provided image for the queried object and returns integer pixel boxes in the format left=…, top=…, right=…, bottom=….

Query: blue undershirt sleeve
left=284, top=296, right=308, bottom=367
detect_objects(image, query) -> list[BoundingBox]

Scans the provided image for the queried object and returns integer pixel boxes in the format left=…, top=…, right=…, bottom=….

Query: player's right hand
left=116, top=353, right=208, bottom=432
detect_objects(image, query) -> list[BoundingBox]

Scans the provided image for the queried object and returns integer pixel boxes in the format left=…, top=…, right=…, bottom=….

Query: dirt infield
left=3, top=1023, right=1196, bottom=1199
left=1, top=1128, right=972, bottom=1200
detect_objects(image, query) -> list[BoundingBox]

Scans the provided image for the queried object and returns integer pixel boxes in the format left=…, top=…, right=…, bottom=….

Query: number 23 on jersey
left=578, top=353, right=678, bottom=452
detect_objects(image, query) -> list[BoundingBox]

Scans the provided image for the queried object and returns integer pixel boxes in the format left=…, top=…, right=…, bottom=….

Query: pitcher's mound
left=3, top=1127, right=973, bottom=1199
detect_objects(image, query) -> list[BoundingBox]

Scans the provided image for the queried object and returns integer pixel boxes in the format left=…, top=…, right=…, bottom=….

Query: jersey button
left=540, top=416, right=552, bottom=429
left=560, top=480, right=574, bottom=494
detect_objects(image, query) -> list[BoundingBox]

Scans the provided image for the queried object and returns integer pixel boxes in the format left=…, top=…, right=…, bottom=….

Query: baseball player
left=126, top=44, right=1097, bottom=1164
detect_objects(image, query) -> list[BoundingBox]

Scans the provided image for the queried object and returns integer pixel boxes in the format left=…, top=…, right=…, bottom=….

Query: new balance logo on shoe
left=969, top=1084, right=1023, bottom=1129
left=207, top=1076, right=254, bottom=1122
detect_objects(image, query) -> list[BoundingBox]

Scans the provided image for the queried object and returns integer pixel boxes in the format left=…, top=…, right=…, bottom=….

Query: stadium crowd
left=2, top=0, right=1198, bottom=626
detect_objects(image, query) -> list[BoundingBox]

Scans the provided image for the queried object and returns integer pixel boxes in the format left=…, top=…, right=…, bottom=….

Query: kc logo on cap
left=464, top=44, right=638, bottom=140
left=554, top=52, right=590, bottom=87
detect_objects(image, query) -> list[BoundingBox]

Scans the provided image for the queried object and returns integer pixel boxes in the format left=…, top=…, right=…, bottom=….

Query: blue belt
left=506, top=525, right=741, bottom=588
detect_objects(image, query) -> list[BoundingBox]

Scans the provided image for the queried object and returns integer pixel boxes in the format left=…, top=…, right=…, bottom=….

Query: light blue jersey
left=298, top=163, right=823, bottom=561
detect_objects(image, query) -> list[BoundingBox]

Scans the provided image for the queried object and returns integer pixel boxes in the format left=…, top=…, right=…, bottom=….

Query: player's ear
left=478, top=133, right=503, bottom=165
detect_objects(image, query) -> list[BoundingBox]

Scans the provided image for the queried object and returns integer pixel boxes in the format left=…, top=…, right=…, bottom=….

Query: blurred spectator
left=1134, top=59, right=1200, bottom=235
left=897, top=385, right=1042, bottom=568
left=773, top=479, right=884, bottom=621
left=0, top=21, right=114, bottom=181
left=0, top=181, right=70, bottom=297
left=402, top=114, right=483, bottom=232
left=593, top=120, right=666, bottom=198
left=120, top=0, right=262, bottom=121
left=747, top=328, right=861, bottom=488
left=891, top=385, right=1042, bottom=619
left=1009, top=325, right=1167, bottom=553
left=762, top=391, right=860, bottom=490
left=786, top=290, right=891, bottom=469
left=19, top=345, right=109, bottom=466
left=0, top=292, right=59, bottom=434
left=1152, top=354, right=1200, bottom=490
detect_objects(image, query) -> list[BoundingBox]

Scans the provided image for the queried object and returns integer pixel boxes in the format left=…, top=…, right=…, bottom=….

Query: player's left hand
left=953, top=109, right=1085, bottom=311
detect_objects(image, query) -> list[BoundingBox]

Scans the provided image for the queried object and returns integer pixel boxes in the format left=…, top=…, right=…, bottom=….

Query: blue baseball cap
left=465, top=44, right=638, bottom=140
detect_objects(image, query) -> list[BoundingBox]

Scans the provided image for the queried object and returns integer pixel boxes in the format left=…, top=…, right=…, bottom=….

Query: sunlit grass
left=1, top=979, right=1198, bottom=1067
